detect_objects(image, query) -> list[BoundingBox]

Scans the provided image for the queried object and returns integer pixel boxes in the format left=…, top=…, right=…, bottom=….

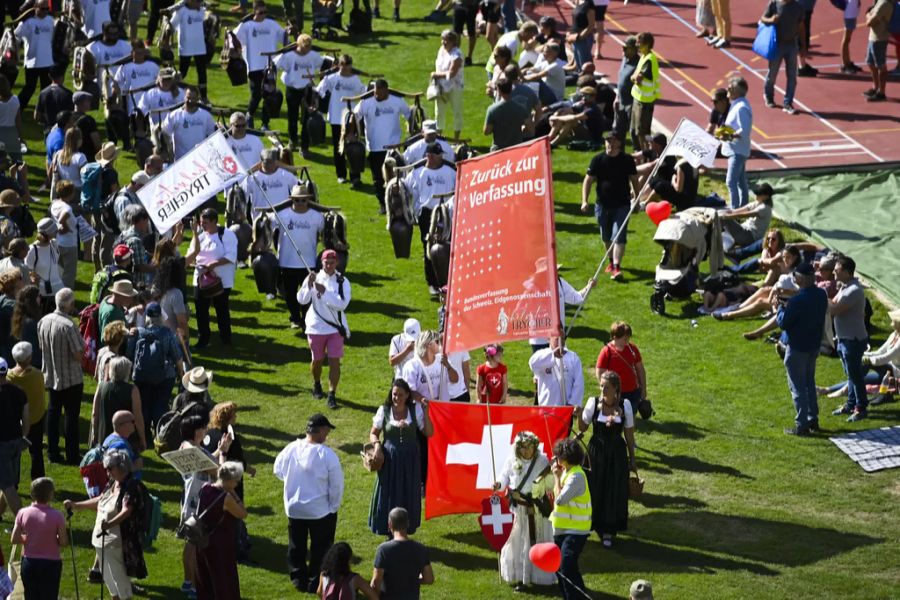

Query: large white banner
left=665, top=118, right=721, bottom=169
left=138, top=131, right=246, bottom=232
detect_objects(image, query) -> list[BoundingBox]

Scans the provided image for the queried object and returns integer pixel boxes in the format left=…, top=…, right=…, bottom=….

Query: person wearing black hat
left=719, top=182, right=774, bottom=251
left=404, top=143, right=456, bottom=296
left=776, top=261, right=827, bottom=435
left=273, top=413, right=343, bottom=594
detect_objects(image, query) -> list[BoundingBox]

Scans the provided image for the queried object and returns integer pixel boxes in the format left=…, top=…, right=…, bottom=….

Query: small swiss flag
left=479, top=495, right=513, bottom=551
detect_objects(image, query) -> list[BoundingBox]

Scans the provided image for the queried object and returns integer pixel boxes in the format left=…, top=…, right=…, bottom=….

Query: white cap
left=401, top=318, right=421, bottom=343
left=422, top=120, right=438, bottom=134
left=0, top=357, right=8, bottom=375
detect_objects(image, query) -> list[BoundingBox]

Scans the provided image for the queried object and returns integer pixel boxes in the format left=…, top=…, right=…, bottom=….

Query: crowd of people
left=0, top=0, right=893, bottom=599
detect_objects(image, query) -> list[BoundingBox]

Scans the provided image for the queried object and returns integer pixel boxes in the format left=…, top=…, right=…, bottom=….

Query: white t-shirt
left=275, top=50, right=324, bottom=89
left=389, top=333, right=416, bottom=378
left=243, top=168, right=298, bottom=216
left=403, top=138, right=455, bottom=164
left=229, top=133, right=265, bottom=170
left=81, top=0, right=111, bottom=38
left=193, top=227, right=238, bottom=289
left=0, top=96, right=20, bottom=127
left=402, top=355, right=453, bottom=402
left=234, top=18, right=285, bottom=73
left=87, top=39, right=132, bottom=67
left=50, top=201, right=78, bottom=248
left=162, top=107, right=216, bottom=159
left=581, top=397, right=635, bottom=429
left=25, top=241, right=64, bottom=296
left=372, top=403, right=425, bottom=430
left=170, top=7, right=206, bottom=57
left=316, top=72, right=366, bottom=125
left=138, top=86, right=185, bottom=125
left=272, top=207, right=324, bottom=269
left=739, top=201, right=773, bottom=240
left=844, top=0, right=860, bottom=19
left=114, top=61, right=160, bottom=114
left=52, top=152, right=87, bottom=189
left=530, top=56, right=566, bottom=102
left=404, top=164, right=457, bottom=216
left=435, top=46, right=464, bottom=91
left=353, top=95, right=412, bottom=152
left=14, top=16, right=55, bottom=69
left=446, top=351, right=470, bottom=398
left=296, top=270, right=351, bottom=336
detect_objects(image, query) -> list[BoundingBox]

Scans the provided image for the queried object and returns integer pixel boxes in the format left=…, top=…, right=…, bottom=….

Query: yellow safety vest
left=550, top=465, right=592, bottom=532
left=631, top=51, right=661, bottom=104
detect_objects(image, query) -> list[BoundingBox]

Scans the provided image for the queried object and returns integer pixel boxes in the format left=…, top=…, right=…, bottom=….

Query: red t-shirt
left=476, top=363, right=508, bottom=404
left=595, top=342, right=642, bottom=393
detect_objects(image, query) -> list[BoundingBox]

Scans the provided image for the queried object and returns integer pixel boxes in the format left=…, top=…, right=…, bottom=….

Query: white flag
left=665, top=119, right=721, bottom=169
left=138, top=131, right=247, bottom=233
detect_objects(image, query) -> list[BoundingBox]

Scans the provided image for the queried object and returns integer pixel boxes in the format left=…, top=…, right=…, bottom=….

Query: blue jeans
left=595, top=204, right=629, bottom=245
left=572, top=36, right=594, bottom=71
left=765, top=42, right=799, bottom=106
left=784, top=347, right=819, bottom=429
left=726, top=154, right=749, bottom=209
left=837, top=338, right=868, bottom=411
left=554, top=533, right=588, bottom=600
left=826, top=368, right=885, bottom=393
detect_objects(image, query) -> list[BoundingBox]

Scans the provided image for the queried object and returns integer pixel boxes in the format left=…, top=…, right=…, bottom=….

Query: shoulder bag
left=176, top=489, right=228, bottom=549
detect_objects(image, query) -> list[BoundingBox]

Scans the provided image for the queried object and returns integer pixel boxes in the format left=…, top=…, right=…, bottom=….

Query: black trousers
left=418, top=208, right=439, bottom=289
left=287, top=512, right=336, bottom=591
left=283, top=0, right=306, bottom=30
left=280, top=266, right=308, bottom=324
left=247, top=70, right=270, bottom=127
left=47, top=384, right=83, bottom=463
left=20, top=556, right=62, bottom=600
left=195, top=287, right=232, bottom=344
left=27, top=415, right=45, bottom=480
left=178, top=54, right=208, bottom=89
left=367, top=150, right=387, bottom=209
left=330, top=124, right=351, bottom=180
left=19, top=67, right=51, bottom=111
left=285, top=86, right=311, bottom=148
left=146, top=0, right=174, bottom=42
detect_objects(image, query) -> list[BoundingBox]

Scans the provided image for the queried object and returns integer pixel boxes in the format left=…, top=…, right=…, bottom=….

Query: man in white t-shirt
left=404, top=143, right=457, bottom=295
left=138, top=68, right=185, bottom=127
left=87, top=22, right=132, bottom=73
left=315, top=55, right=366, bottom=184
left=80, top=0, right=111, bottom=37
left=389, top=318, right=421, bottom=378
left=170, top=0, right=209, bottom=100
left=403, top=120, right=455, bottom=165
left=523, top=43, right=566, bottom=104
left=273, top=185, right=323, bottom=328
left=353, top=79, right=412, bottom=214
left=13, top=0, right=55, bottom=111
left=243, top=149, right=299, bottom=218
left=274, top=34, right=323, bottom=157
left=114, top=41, right=160, bottom=116
left=161, top=88, right=216, bottom=160
left=529, top=336, right=584, bottom=408
left=228, top=112, right=265, bottom=169
left=445, top=350, right=471, bottom=402
left=235, top=0, right=286, bottom=130
left=185, top=207, right=238, bottom=349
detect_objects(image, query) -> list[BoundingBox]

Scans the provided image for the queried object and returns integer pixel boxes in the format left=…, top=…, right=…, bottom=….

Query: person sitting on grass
left=713, top=246, right=802, bottom=320
left=727, top=228, right=786, bottom=278
left=719, top=183, right=775, bottom=252
left=316, top=542, right=378, bottom=599
left=547, top=86, right=607, bottom=148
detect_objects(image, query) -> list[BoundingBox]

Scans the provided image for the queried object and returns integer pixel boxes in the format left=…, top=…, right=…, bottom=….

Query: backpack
left=78, top=303, right=101, bottom=375
left=133, top=328, right=168, bottom=384
left=79, top=444, right=109, bottom=498
left=154, top=401, right=199, bottom=456
left=142, top=489, right=163, bottom=548
left=80, top=162, right=105, bottom=212
left=99, top=190, right=127, bottom=235
left=90, top=265, right=132, bottom=305
left=323, top=574, right=357, bottom=600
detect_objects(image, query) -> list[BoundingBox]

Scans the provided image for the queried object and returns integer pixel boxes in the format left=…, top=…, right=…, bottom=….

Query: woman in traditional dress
left=494, top=431, right=556, bottom=589
left=368, top=379, right=434, bottom=537
left=579, top=371, right=636, bottom=548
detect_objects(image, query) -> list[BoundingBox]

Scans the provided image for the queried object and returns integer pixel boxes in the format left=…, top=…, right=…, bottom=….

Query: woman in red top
left=476, top=344, right=508, bottom=404
left=595, top=321, right=647, bottom=409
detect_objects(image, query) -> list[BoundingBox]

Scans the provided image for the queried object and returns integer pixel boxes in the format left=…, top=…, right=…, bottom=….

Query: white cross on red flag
left=426, top=401, right=574, bottom=519
left=443, top=138, right=560, bottom=353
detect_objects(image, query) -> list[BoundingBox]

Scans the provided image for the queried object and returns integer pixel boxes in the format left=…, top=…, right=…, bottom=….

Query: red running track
left=529, top=0, right=900, bottom=170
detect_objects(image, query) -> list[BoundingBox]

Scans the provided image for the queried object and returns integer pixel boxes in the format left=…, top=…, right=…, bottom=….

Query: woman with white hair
left=8, top=341, right=47, bottom=479
left=64, top=449, right=148, bottom=600
left=90, top=355, right=146, bottom=449
left=195, top=461, right=247, bottom=600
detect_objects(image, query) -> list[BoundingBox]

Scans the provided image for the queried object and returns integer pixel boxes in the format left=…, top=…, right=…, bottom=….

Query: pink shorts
left=308, top=332, right=344, bottom=361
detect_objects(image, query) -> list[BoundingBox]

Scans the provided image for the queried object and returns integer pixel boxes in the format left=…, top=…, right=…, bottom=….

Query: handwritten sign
left=161, top=446, right=219, bottom=476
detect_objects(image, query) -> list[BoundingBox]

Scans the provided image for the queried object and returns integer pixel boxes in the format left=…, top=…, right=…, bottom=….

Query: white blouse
left=581, top=397, right=635, bottom=429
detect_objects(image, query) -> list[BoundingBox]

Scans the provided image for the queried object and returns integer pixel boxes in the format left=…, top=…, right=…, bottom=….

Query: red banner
left=425, top=401, right=573, bottom=519
left=443, top=138, right=560, bottom=354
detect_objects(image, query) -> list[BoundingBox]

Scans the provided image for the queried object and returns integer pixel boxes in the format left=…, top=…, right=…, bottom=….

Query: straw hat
left=182, top=367, right=213, bottom=393
left=109, top=280, right=137, bottom=297
left=96, top=142, right=120, bottom=166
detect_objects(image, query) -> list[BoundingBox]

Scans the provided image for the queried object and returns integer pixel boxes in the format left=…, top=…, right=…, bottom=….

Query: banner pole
left=485, top=401, right=497, bottom=486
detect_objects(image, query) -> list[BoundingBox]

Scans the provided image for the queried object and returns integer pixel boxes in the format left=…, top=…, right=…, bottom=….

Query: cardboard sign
left=161, top=446, right=219, bottom=476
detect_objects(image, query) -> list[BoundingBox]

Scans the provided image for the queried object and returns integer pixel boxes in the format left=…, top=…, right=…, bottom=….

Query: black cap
left=650, top=132, right=667, bottom=147
left=794, top=262, right=815, bottom=277
left=753, top=182, right=775, bottom=197
left=307, top=413, right=336, bottom=431
left=426, top=142, right=443, bottom=156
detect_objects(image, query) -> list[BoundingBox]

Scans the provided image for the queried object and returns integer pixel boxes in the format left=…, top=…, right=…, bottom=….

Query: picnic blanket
left=830, top=426, right=900, bottom=472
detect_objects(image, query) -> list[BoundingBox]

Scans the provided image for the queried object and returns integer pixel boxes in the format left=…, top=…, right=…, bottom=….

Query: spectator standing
left=709, top=0, right=732, bottom=48
left=629, top=33, right=660, bottom=152
left=13, top=0, right=55, bottom=111
left=273, top=185, right=323, bottom=329
left=72, top=93, right=102, bottom=174
left=37, top=288, right=83, bottom=464
left=315, top=55, right=366, bottom=184
left=613, top=37, right=639, bottom=145
left=0, top=78, right=23, bottom=162
left=830, top=256, right=870, bottom=422
left=90, top=356, right=145, bottom=450
left=98, top=279, right=136, bottom=334
left=777, top=263, right=827, bottom=435
left=549, top=439, right=591, bottom=600
left=451, top=0, right=479, bottom=65
left=595, top=321, right=647, bottom=408
left=797, top=0, right=819, bottom=77
left=26, top=219, right=64, bottom=314
left=49, top=181, right=80, bottom=290
left=9, top=342, right=47, bottom=480
left=389, top=318, right=421, bottom=378
left=0, top=356, right=27, bottom=518
left=10, top=478, right=67, bottom=600
left=234, top=1, right=286, bottom=131
left=11, top=285, right=42, bottom=368
left=103, top=410, right=144, bottom=478
left=274, top=34, right=323, bottom=157
left=707, top=87, right=730, bottom=134
left=840, top=0, right=862, bottom=73
left=530, top=336, right=585, bottom=408
left=761, top=0, right=805, bottom=114
left=483, top=77, right=529, bottom=151
left=133, top=302, right=183, bottom=438
left=186, top=208, right=238, bottom=349
left=35, top=69, right=73, bottom=135
left=431, top=30, right=465, bottom=140
left=0, top=269, right=22, bottom=363
left=864, top=0, right=893, bottom=102
left=592, top=0, right=610, bottom=59
left=720, top=76, right=753, bottom=209
left=196, top=462, right=248, bottom=600
left=274, top=413, right=343, bottom=594
left=370, top=507, right=435, bottom=600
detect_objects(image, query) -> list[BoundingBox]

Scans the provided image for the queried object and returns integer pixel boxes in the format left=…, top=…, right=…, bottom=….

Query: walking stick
left=97, top=529, right=107, bottom=600
left=66, top=509, right=81, bottom=600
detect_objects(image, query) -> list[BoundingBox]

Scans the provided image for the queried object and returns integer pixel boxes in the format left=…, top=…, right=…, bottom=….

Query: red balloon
left=528, top=542, right=561, bottom=573
left=646, top=201, right=672, bottom=226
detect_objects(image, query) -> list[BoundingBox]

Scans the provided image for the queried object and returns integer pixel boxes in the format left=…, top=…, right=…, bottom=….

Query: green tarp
left=766, top=168, right=900, bottom=308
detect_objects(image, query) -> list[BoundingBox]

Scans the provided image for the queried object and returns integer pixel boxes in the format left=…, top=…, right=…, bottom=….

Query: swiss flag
left=426, top=402, right=574, bottom=519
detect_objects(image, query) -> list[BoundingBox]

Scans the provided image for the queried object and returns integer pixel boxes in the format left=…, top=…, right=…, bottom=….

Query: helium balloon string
left=555, top=571, right=593, bottom=600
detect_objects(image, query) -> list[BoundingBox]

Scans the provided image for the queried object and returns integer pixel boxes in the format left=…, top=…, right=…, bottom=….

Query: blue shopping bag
left=752, top=23, right=779, bottom=61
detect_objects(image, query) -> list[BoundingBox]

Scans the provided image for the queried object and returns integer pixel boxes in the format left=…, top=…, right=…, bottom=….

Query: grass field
left=5, top=1, right=900, bottom=598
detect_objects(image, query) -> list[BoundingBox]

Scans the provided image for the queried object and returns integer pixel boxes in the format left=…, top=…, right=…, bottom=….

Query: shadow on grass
left=639, top=449, right=752, bottom=479
left=639, top=419, right=707, bottom=441
left=245, top=532, right=289, bottom=576
left=598, top=536, right=779, bottom=576
left=634, top=492, right=708, bottom=510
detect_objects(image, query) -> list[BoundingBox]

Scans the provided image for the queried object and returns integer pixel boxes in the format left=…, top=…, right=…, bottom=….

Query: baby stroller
left=312, top=0, right=344, bottom=40
left=650, top=208, right=724, bottom=315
